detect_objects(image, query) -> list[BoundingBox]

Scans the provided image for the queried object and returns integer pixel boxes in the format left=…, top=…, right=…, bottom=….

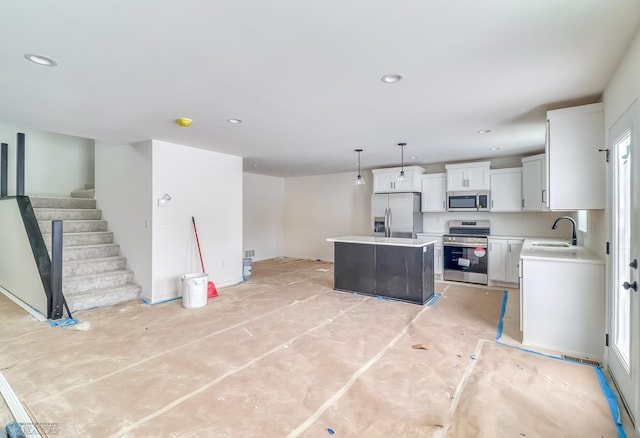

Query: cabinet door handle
left=491, top=199, right=494, bottom=209
left=623, top=281, right=638, bottom=292
left=630, top=259, right=638, bottom=269
left=542, top=189, right=547, bottom=204
left=508, top=243, right=511, bottom=252
left=521, top=199, right=525, bottom=208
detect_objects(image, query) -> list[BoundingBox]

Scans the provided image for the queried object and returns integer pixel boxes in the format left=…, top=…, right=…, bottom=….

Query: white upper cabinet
left=546, top=102, right=605, bottom=210
left=420, top=173, right=446, bottom=212
left=445, top=161, right=490, bottom=191
left=521, top=154, right=548, bottom=211
left=372, top=166, right=424, bottom=193
left=489, top=168, right=522, bottom=212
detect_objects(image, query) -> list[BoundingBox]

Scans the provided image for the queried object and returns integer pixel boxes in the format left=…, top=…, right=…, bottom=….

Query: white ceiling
left=1, top=1, right=639, bottom=177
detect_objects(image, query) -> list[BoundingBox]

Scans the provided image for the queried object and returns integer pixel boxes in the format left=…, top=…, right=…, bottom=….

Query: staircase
left=30, top=183, right=142, bottom=313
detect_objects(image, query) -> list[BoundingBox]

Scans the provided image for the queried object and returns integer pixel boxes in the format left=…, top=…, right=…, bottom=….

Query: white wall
left=0, top=124, right=94, bottom=196
left=422, top=211, right=576, bottom=238
left=95, top=140, right=153, bottom=299
left=284, top=170, right=372, bottom=262
left=96, top=140, right=243, bottom=304
left=0, top=199, right=48, bottom=316
left=243, top=173, right=285, bottom=261
left=281, top=168, right=575, bottom=262
left=151, top=140, right=243, bottom=303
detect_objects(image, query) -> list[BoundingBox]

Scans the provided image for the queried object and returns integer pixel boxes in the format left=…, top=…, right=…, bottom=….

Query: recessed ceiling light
left=381, top=73, right=404, bottom=83
left=410, top=156, right=419, bottom=160
left=477, top=129, right=491, bottom=134
left=489, top=147, right=501, bottom=151
left=24, top=53, right=58, bottom=66
left=252, top=164, right=259, bottom=168
left=227, top=118, right=243, bottom=124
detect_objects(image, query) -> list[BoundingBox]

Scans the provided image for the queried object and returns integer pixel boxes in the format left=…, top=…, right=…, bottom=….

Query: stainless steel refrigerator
left=371, top=193, right=422, bottom=238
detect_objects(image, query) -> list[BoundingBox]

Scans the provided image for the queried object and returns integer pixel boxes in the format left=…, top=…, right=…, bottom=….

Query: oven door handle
left=443, top=242, right=488, bottom=248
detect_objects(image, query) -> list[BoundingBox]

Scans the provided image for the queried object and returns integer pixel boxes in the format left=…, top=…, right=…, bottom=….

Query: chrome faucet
left=551, top=216, right=577, bottom=246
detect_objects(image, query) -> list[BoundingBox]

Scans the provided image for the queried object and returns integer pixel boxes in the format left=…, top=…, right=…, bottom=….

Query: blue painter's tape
left=141, top=297, right=181, bottom=306
left=595, top=367, right=626, bottom=438
left=495, top=289, right=627, bottom=437
left=47, top=317, right=79, bottom=327
left=495, top=290, right=508, bottom=341
left=427, top=293, right=442, bottom=307
left=6, top=422, right=26, bottom=438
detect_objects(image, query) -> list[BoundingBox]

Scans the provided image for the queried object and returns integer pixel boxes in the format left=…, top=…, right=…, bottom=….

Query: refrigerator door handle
left=386, top=208, right=392, bottom=237
left=383, top=208, right=387, bottom=237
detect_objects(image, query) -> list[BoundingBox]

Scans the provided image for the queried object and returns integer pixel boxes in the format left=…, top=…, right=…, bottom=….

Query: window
left=577, top=210, right=588, bottom=233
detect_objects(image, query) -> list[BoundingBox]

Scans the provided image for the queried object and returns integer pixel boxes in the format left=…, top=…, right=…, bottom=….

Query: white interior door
left=608, top=102, right=639, bottom=427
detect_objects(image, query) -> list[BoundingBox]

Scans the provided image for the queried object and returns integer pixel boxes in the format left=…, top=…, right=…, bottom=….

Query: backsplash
left=421, top=210, right=576, bottom=238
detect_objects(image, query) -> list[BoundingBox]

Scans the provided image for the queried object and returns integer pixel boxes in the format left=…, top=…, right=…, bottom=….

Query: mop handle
left=192, top=216, right=206, bottom=273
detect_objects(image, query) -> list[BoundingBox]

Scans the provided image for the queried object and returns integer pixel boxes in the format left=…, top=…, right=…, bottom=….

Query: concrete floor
left=0, top=258, right=628, bottom=437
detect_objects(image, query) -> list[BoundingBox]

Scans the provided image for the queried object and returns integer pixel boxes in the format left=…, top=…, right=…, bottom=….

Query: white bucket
left=181, top=273, right=208, bottom=309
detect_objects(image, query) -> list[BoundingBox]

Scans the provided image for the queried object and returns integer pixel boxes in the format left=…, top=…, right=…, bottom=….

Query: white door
left=608, top=102, right=638, bottom=425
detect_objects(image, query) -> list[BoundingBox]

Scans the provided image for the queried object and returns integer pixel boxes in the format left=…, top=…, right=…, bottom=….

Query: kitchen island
left=326, top=236, right=435, bottom=305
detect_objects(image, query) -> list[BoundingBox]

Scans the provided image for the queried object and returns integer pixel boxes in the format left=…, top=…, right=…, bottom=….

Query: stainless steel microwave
left=446, top=191, right=490, bottom=212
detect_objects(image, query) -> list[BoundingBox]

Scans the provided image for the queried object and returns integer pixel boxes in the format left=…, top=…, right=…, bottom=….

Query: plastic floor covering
left=0, top=257, right=630, bottom=437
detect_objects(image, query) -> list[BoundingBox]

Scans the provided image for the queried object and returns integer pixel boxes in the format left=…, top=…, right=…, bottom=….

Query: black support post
left=50, top=220, right=64, bottom=320
left=16, top=132, right=25, bottom=196
left=1, top=142, right=7, bottom=198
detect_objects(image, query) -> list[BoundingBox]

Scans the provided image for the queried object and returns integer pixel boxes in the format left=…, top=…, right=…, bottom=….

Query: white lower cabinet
left=520, top=257, right=604, bottom=359
left=488, top=237, right=523, bottom=284
left=416, top=233, right=443, bottom=276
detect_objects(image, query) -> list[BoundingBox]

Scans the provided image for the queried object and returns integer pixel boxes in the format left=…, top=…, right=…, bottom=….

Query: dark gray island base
left=327, top=236, right=435, bottom=305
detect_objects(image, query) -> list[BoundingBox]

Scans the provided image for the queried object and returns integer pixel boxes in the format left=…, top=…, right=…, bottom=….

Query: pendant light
left=355, top=148, right=366, bottom=185
left=397, top=142, right=407, bottom=182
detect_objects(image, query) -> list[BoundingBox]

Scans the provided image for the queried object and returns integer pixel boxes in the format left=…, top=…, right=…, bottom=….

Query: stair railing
left=50, top=220, right=68, bottom=319
left=1, top=142, right=7, bottom=198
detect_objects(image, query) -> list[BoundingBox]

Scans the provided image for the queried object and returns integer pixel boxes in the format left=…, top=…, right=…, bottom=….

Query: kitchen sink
left=531, top=241, right=572, bottom=248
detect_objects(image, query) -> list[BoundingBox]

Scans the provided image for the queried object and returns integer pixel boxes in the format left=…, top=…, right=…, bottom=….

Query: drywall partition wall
left=0, top=199, right=48, bottom=315
left=284, top=170, right=371, bottom=262
left=151, top=140, right=243, bottom=303
left=94, top=140, right=153, bottom=301
left=243, top=172, right=285, bottom=261
left=0, top=124, right=94, bottom=196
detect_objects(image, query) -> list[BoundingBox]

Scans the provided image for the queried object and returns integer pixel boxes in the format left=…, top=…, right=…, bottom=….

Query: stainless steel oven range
left=443, top=220, right=490, bottom=285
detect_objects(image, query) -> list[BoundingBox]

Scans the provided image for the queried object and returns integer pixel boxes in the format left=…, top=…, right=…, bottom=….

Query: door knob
left=630, top=259, right=638, bottom=269
left=622, top=281, right=638, bottom=292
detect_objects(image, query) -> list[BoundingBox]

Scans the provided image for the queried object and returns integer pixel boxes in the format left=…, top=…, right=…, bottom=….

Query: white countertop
left=520, top=238, right=604, bottom=264
left=326, top=235, right=436, bottom=247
